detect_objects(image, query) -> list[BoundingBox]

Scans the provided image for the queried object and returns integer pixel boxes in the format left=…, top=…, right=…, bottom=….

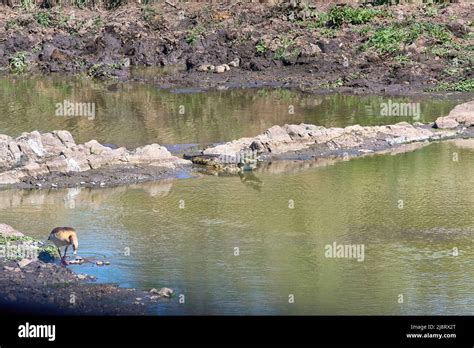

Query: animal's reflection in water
left=238, top=171, right=263, bottom=191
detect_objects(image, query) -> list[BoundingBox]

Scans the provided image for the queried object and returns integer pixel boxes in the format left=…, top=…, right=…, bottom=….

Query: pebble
left=17, top=259, right=33, bottom=268
left=197, top=64, right=215, bottom=72
left=215, top=65, right=225, bottom=73
left=215, top=65, right=227, bottom=73
left=228, top=58, right=240, bottom=68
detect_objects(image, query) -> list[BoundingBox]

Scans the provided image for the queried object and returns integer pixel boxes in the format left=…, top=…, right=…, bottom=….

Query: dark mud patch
left=0, top=259, right=166, bottom=315
left=15, top=163, right=194, bottom=190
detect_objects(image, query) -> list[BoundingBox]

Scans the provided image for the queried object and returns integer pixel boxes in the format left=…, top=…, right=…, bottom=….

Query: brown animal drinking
left=48, top=227, right=78, bottom=265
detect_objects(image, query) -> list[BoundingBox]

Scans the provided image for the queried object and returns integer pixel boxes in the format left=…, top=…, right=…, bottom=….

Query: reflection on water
left=1, top=141, right=473, bottom=315
left=0, top=75, right=462, bottom=149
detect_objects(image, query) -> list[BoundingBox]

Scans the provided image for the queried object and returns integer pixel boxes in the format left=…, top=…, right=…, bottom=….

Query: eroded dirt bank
left=0, top=2, right=472, bottom=94
left=0, top=224, right=173, bottom=315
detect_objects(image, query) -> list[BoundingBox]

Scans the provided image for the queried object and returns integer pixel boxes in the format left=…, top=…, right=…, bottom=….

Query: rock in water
left=434, top=117, right=459, bottom=129
left=0, top=130, right=191, bottom=187
left=434, top=100, right=474, bottom=129
left=158, top=287, right=174, bottom=298
left=149, top=287, right=174, bottom=298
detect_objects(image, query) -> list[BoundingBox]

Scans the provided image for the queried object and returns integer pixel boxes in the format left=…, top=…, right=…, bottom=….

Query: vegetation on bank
left=1, top=1, right=472, bottom=92
left=427, top=79, right=474, bottom=92
left=0, top=234, right=59, bottom=261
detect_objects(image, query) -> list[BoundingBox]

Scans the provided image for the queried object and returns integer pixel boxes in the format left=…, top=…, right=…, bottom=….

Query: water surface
left=1, top=140, right=473, bottom=315
left=0, top=76, right=462, bottom=148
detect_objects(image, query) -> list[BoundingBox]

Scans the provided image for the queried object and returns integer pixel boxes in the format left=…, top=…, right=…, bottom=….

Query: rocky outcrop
left=0, top=130, right=190, bottom=187
left=192, top=121, right=464, bottom=173
left=434, top=100, right=474, bottom=129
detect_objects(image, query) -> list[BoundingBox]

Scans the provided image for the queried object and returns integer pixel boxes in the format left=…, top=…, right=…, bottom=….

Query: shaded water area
left=0, top=75, right=463, bottom=148
left=1, top=140, right=474, bottom=315
left=0, top=75, right=473, bottom=315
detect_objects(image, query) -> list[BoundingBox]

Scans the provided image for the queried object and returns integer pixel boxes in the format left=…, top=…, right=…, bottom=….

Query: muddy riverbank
left=0, top=224, right=173, bottom=315
left=0, top=2, right=472, bottom=95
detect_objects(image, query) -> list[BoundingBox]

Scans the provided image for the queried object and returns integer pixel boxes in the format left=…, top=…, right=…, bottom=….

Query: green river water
left=0, top=76, right=472, bottom=315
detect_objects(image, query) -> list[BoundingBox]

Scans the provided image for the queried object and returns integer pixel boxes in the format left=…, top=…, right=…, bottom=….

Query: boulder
left=434, top=117, right=459, bottom=129
left=84, top=140, right=111, bottom=155
left=434, top=100, right=474, bottom=129
left=0, top=171, right=25, bottom=185
left=446, top=100, right=474, bottom=126
left=128, top=144, right=173, bottom=163
left=40, top=132, right=66, bottom=155
left=15, top=131, right=45, bottom=160
left=55, top=130, right=76, bottom=148
left=0, top=224, right=24, bottom=237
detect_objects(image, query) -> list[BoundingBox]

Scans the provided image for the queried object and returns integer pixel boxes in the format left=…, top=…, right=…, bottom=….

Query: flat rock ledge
left=0, top=130, right=191, bottom=189
left=191, top=101, right=474, bottom=173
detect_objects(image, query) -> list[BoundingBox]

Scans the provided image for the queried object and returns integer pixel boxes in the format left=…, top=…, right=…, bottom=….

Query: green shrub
left=424, top=5, right=438, bottom=17
left=20, top=0, right=34, bottom=10
left=186, top=25, right=206, bottom=45
left=428, top=79, right=474, bottom=92
left=273, top=37, right=297, bottom=60
left=363, top=22, right=438, bottom=55
left=424, top=23, right=451, bottom=44
left=9, top=52, right=29, bottom=74
left=255, top=40, right=268, bottom=54
left=35, top=12, right=52, bottom=27
left=326, top=6, right=384, bottom=28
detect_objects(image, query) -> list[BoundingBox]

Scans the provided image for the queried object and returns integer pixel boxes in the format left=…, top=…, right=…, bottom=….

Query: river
left=0, top=76, right=472, bottom=315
